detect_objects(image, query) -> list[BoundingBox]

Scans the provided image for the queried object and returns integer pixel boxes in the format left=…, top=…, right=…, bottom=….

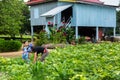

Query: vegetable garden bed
left=0, top=42, right=120, bottom=80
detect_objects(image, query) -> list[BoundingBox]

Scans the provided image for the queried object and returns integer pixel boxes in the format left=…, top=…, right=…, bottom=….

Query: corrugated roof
left=26, top=0, right=46, bottom=5
left=26, top=0, right=117, bottom=7
left=40, top=5, right=72, bottom=17
left=27, top=0, right=103, bottom=5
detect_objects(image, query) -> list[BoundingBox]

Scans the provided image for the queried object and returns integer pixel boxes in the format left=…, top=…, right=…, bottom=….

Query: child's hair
left=22, top=41, right=28, bottom=48
left=23, top=41, right=28, bottom=44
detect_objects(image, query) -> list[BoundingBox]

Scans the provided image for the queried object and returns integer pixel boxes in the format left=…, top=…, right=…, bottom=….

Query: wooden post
left=113, top=27, right=116, bottom=37
left=31, top=25, right=34, bottom=42
left=75, top=26, right=78, bottom=39
left=53, top=16, right=55, bottom=26
left=45, top=22, right=50, bottom=38
left=45, top=22, right=49, bottom=34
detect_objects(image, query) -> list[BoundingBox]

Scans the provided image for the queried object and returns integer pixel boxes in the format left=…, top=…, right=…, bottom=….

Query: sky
left=100, top=0, right=119, bottom=6
left=24, top=0, right=120, bottom=6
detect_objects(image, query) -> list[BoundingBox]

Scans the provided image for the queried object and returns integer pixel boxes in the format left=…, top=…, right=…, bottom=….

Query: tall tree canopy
left=0, top=0, right=29, bottom=37
left=20, top=3, right=30, bottom=35
left=117, top=10, right=120, bottom=33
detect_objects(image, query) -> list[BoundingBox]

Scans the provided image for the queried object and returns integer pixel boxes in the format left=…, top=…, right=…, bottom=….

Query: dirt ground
left=0, top=51, right=22, bottom=58
left=0, top=49, right=52, bottom=58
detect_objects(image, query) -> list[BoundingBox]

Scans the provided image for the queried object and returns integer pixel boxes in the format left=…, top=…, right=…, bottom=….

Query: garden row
left=0, top=42, right=120, bottom=80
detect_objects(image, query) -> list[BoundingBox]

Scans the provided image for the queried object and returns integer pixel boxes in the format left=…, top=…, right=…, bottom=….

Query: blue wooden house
left=27, top=0, right=117, bottom=41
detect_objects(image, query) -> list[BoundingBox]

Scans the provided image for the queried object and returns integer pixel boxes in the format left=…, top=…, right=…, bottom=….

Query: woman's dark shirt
left=32, top=46, right=45, bottom=54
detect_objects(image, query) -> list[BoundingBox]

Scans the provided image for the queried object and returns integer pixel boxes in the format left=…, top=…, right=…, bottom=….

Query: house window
left=34, top=8, right=39, bottom=19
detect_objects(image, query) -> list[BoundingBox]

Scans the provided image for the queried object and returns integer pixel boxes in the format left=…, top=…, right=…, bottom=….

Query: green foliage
left=35, top=30, right=49, bottom=46
left=0, top=39, right=22, bottom=52
left=0, top=0, right=26, bottom=37
left=76, top=36, right=86, bottom=44
left=49, top=27, right=66, bottom=44
left=31, top=42, right=120, bottom=80
left=0, top=42, right=120, bottom=80
left=0, top=57, right=32, bottom=80
left=20, top=4, right=30, bottom=35
left=116, top=11, right=120, bottom=33
left=35, top=27, right=67, bottom=45
left=65, top=27, right=75, bottom=43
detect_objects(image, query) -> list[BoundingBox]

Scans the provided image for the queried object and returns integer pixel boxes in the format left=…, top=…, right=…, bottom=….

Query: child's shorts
left=22, top=53, right=28, bottom=60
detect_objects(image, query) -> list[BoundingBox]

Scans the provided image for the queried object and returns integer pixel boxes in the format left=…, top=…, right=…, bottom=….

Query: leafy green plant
left=0, top=0, right=27, bottom=37
left=76, top=36, right=86, bottom=44
left=29, top=42, right=120, bottom=80
left=0, top=40, right=22, bottom=52
left=65, top=27, right=75, bottom=44
left=35, top=26, right=75, bottom=45
left=49, top=27, right=66, bottom=44
left=0, top=42, right=120, bottom=80
left=35, top=30, right=49, bottom=46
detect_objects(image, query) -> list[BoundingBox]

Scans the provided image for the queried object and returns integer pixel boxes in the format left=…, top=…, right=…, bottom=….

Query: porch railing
left=57, top=16, right=72, bottom=29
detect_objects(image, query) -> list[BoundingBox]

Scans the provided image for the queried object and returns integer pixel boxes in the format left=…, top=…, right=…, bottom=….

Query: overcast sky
left=24, top=0, right=120, bottom=6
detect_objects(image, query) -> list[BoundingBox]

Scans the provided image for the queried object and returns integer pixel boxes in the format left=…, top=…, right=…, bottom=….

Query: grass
left=0, top=35, right=31, bottom=38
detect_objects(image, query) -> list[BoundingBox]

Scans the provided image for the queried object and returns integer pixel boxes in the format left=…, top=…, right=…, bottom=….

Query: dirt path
left=0, top=49, right=53, bottom=58
left=0, top=51, right=22, bottom=58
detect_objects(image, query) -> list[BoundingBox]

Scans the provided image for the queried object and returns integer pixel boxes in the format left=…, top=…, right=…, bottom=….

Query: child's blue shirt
left=22, top=47, right=29, bottom=60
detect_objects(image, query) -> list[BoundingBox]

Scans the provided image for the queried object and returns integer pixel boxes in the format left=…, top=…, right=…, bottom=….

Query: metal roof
left=40, top=5, right=72, bottom=17
left=27, top=0, right=103, bottom=5
left=26, top=0, right=118, bottom=7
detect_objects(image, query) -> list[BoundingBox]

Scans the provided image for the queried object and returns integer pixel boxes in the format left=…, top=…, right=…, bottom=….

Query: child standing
left=22, top=41, right=30, bottom=63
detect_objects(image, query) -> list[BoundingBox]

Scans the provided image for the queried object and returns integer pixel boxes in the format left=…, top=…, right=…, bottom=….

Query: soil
left=0, top=49, right=53, bottom=58
left=0, top=51, right=22, bottom=58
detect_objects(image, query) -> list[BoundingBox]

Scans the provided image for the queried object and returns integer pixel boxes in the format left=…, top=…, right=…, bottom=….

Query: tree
left=117, top=10, right=120, bottom=34
left=0, top=0, right=26, bottom=37
left=116, top=1, right=120, bottom=34
left=20, top=4, right=31, bottom=35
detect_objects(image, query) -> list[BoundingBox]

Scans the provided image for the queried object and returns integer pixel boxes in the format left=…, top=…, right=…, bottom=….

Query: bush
left=35, top=28, right=67, bottom=46
left=35, top=30, right=49, bottom=46
left=0, top=39, right=22, bottom=52
left=49, top=27, right=66, bottom=44
left=76, top=36, right=86, bottom=44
